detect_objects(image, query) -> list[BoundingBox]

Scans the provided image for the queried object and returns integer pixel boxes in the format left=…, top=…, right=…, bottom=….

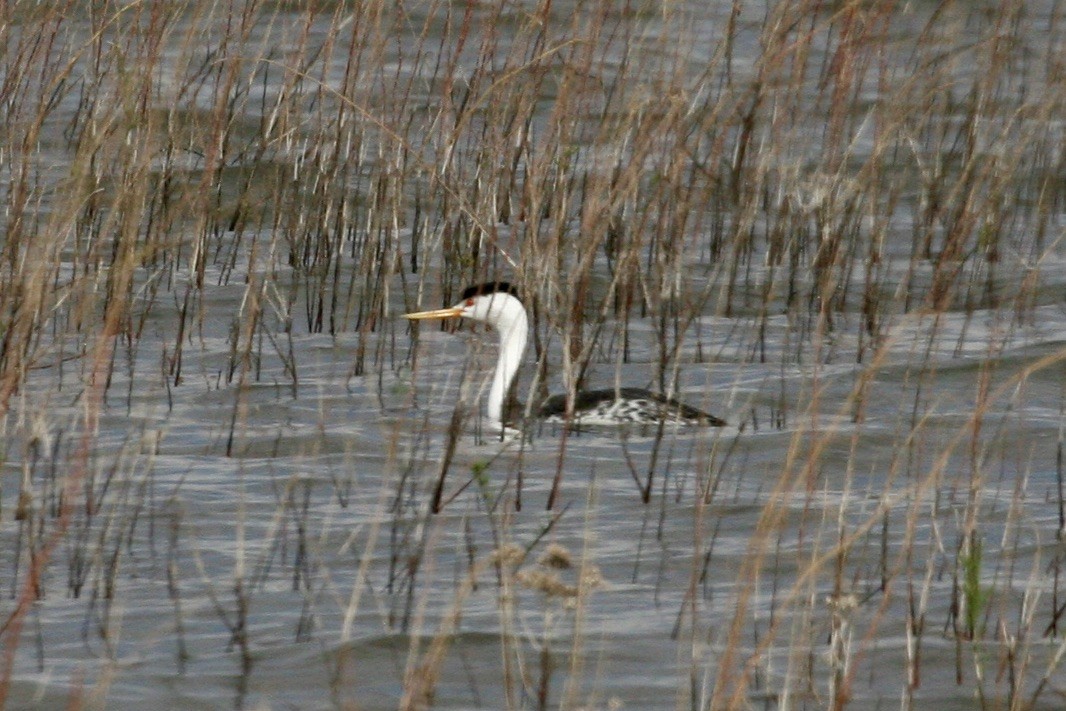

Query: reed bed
left=1, top=0, right=1064, bottom=708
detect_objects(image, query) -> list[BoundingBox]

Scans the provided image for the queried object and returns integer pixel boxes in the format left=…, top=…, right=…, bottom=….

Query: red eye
left=465, top=298, right=474, bottom=307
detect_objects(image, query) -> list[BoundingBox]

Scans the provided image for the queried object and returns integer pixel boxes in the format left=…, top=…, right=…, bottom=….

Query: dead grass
left=0, top=0, right=1064, bottom=708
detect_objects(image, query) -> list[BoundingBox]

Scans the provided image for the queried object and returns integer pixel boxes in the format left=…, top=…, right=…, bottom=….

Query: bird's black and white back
left=537, top=387, right=726, bottom=427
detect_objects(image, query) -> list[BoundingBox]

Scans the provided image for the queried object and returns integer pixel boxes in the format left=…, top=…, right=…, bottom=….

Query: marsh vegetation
left=0, top=0, right=1064, bottom=708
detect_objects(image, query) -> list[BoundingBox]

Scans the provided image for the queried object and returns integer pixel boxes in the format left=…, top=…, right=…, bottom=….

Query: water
left=6, top=288, right=1064, bottom=709
left=2, top=2, right=1065, bottom=709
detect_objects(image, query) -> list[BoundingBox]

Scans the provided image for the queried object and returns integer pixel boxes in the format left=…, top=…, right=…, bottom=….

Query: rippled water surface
left=2, top=2, right=1065, bottom=709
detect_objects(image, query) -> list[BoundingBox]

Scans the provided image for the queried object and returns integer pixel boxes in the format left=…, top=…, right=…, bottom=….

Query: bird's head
left=403, top=282, right=523, bottom=330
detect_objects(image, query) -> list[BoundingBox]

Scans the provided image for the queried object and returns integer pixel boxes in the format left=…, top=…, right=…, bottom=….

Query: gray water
left=2, top=2, right=1066, bottom=710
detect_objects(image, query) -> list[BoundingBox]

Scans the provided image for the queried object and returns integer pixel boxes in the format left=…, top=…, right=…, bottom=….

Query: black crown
left=459, top=281, right=520, bottom=302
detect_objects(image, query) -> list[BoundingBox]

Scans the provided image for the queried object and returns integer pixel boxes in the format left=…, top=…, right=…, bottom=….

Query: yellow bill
left=402, top=307, right=464, bottom=320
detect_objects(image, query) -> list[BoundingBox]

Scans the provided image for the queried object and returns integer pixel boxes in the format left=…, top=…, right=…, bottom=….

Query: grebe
left=403, top=282, right=727, bottom=430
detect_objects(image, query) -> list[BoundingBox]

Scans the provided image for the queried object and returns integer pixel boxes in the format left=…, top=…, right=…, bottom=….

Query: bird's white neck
left=485, top=296, right=528, bottom=427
